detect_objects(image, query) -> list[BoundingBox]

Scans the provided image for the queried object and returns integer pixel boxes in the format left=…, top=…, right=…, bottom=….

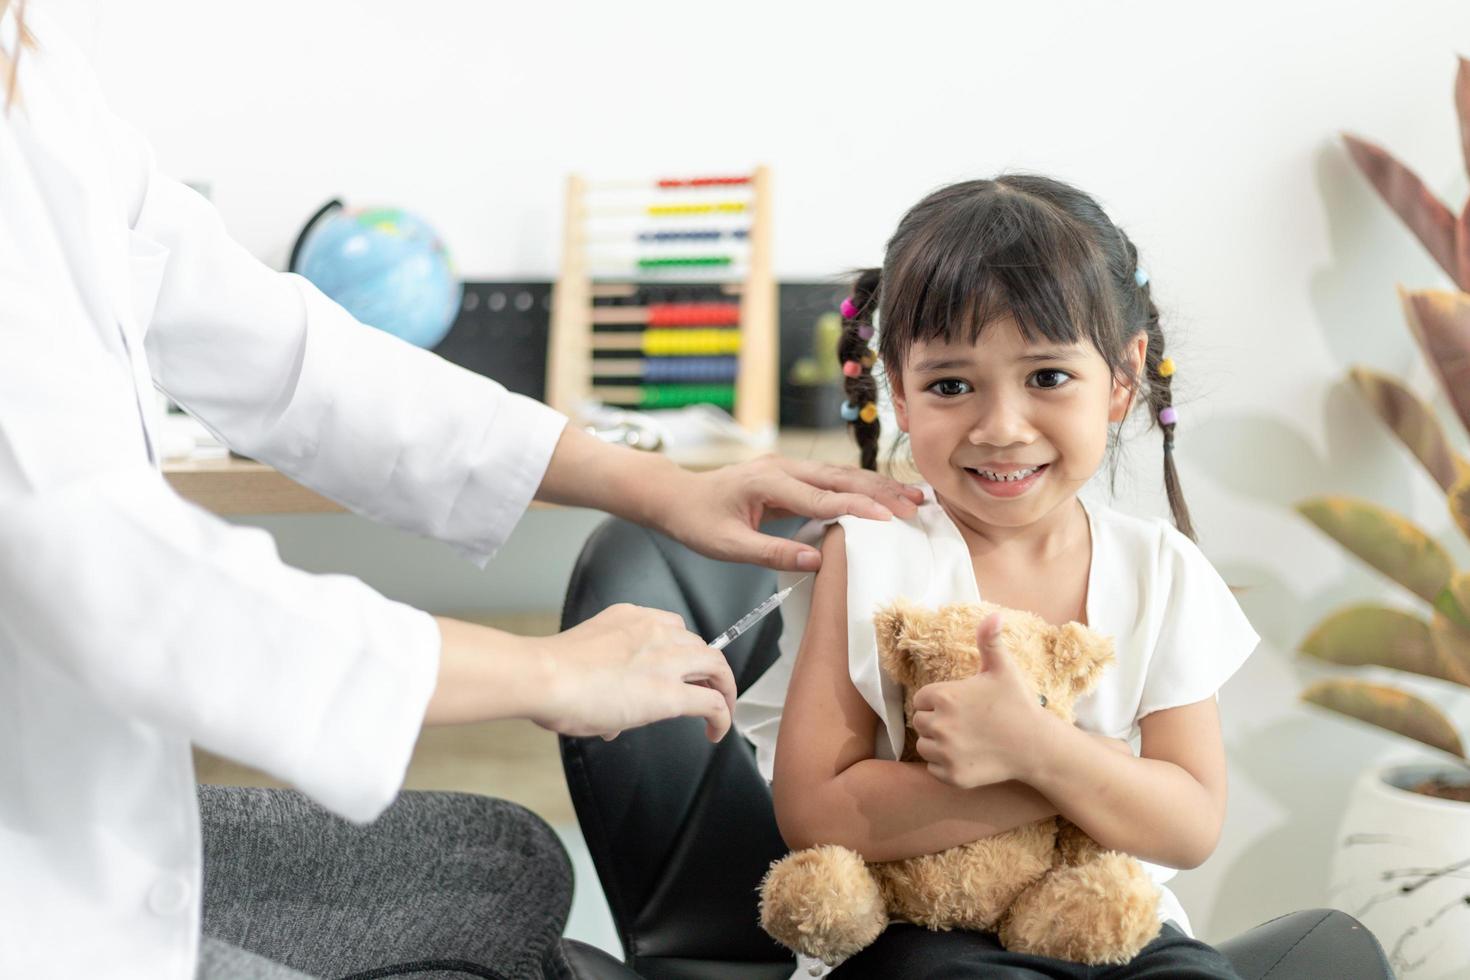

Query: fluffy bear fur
left=759, top=599, right=1161, bottom=969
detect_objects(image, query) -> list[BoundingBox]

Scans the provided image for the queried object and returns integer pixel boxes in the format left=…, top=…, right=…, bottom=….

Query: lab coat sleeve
left=105, top=115, right=568, bottom=567
left=0, top=119, right=439, bottom=825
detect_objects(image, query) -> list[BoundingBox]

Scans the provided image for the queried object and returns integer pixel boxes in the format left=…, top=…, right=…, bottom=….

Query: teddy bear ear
left=1051, top=621, right=1116, bottom=699
left=874, top=600, right=925, bottom=688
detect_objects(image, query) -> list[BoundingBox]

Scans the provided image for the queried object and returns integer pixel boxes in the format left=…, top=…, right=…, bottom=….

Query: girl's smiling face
left=891, top=316, right=1145, bottom=532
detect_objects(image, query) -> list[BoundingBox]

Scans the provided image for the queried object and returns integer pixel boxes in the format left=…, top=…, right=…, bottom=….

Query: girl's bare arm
left=1021, top=698, right=1228, bottom=869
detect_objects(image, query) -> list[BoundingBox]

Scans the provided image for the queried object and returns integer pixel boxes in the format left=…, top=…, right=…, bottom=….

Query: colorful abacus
left=547, top=167, right=776, bottom=433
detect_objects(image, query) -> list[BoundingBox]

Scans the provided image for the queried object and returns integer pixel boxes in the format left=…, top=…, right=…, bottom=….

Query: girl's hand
left=911, top=613, right=1051, bottom=789
left=652, top=456, right=925, bottom=572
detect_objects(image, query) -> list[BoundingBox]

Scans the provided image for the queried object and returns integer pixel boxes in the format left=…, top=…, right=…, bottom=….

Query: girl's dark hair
left=838, top=174, right=1194, bottom=540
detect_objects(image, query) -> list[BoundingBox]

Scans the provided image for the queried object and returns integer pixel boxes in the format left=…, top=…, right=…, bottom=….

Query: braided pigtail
left=838, top=268, right=883, bottom=470
left=1138, top=285, right=1195, bottom=542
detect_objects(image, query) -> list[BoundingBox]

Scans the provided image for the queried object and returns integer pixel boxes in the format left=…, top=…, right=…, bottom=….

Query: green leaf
left=1349, top=366, right=1465, bottom=492
left=1302, top=678, right=1465, bottom=757
left=1429, top=612, right=1470, bottom=687
left=1450, top=474, right=1470, bottom=546
left=1301, top=604, right=1433, bottom=671
left=1296, top=496, right=1453, bottom=603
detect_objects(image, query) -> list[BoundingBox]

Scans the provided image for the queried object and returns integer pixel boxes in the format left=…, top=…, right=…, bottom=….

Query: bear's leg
left=760, top=845, right=889, bottom=970
left=998, top=851, right=1162, bottom=966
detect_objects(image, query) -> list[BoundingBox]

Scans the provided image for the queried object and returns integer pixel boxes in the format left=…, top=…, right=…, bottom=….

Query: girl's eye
left=928, top=378, right=973, bottom=397
left=1031, top=369, right=1073, bottom=390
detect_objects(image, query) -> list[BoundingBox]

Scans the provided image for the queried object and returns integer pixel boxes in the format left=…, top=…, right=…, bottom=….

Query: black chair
left=556, top=517, right=1394, bottom=980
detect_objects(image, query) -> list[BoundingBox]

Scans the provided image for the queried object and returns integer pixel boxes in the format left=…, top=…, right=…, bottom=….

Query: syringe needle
left=708, top=577, right=808, bottom=651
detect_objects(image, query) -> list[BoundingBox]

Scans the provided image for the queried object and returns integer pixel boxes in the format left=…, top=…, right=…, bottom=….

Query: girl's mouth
left=964, top=464, right=1049, bottom=498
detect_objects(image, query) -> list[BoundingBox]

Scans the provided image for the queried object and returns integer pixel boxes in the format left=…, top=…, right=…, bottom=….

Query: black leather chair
left=556, top=517, right=1394, bottom=980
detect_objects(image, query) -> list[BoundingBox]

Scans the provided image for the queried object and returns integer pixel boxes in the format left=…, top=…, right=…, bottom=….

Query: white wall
left=42, top=0, right=1470, bottom=947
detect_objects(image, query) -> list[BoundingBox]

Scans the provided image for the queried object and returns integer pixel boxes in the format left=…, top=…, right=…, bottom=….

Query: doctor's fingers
left=683, top=649, right=738, bottom=719
left=648, top=642, right=736, bottom=718
left=749, top=469, right=895, bottom=524
left=598, top=681, right=729, bottom=743
left=765, top=458, right=925, bottom=518
left=711, top=526, right=827, bottom=574
left=681, top=681, right=733, bottom=742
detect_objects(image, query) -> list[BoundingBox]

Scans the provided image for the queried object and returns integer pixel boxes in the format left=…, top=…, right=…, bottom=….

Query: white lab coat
left=0, top=10, right=567, bottom=979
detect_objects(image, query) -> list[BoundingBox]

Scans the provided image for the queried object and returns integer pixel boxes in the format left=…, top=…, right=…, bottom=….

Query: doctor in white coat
left=0, top=5, right=923, bottom=979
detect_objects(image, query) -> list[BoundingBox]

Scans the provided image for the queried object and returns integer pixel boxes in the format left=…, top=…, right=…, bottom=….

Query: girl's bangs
left=884, top=194, right=1116, bottom=361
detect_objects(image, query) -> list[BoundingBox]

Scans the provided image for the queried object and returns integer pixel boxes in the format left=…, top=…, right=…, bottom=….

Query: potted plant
left=1294, top=58, right=1470, bottom=979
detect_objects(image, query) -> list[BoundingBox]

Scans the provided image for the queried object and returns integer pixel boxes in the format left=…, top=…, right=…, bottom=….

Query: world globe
left=290, top=200, right=463, bottom=349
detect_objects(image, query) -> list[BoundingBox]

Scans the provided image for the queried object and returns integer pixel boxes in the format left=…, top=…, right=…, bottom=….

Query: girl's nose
left=967, top=392, right=1036, bottom=447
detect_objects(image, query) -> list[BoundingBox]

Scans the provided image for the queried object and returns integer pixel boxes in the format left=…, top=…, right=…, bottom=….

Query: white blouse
left=734, top=487, right=1260, bottom=937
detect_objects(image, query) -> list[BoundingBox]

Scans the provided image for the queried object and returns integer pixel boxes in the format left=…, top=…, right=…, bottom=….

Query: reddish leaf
left=1343, top=133, right=1464, bottom=289
left=1457, top=57, right=1470, bottom=183
left=1400, top=288, right=1470, bottom=437
left=1349, top=366, right=1464, bottom=491
left=1460, top=199, right=1470, bottom=296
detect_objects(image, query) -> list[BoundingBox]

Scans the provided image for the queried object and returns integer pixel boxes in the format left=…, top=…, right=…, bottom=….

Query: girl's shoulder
left=831, top=495, right=945, bottom=549
left=1086, top=496, right=1214, bottom=582
left=1086, top=497, right=1248, bottom=662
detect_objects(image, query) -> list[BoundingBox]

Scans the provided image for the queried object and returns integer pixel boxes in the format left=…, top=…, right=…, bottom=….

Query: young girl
left=735, top=175, right=1259, bottom=979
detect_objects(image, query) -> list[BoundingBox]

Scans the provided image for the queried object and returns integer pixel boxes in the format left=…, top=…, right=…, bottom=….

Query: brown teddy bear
left=759, top=599, right=1161, bottom=970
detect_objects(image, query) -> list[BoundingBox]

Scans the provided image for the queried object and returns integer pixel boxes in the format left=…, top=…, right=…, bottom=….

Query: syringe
left=709, top=576, right=809, bottom=651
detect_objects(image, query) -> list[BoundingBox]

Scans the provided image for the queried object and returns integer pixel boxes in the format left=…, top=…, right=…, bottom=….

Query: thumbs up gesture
left=911, top=613, right=1051, bottom=789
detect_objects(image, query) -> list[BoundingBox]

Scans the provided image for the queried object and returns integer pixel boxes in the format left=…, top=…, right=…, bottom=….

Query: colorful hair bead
left=1159, top=406, right=1178, bottom=426
left=840, top=297, right=859, bottom=319
left=857, top=324, right=875, bottom=340
left=860, top=351, right=876, bottom=368
left=1158, top=357, right=1175, bottom=378
left=859, top=402, right=879, bottom=424
left=842, top=360, right=862, bottom=378
left=840, top=400, right=859, bottom=421
left=1134, top=267, right=1150, bottom=287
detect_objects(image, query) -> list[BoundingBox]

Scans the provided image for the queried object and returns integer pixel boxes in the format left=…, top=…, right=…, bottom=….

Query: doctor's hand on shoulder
left=535, top=424, right=926, bottom=574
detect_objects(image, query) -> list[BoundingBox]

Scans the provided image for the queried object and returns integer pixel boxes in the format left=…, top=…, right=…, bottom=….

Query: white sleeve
left=1137, top=524, right=1260, bottom=719
left=103, top=112, right=566, bottom=566
left=734, top=522, right=828, bottom=783
left=0, top=147, right=440, bottom=824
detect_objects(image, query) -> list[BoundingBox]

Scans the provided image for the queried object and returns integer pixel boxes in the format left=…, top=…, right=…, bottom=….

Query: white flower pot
left=1328, top=762, right=1470, bottom=979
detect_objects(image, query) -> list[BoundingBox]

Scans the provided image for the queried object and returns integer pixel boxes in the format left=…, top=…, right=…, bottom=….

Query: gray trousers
left=196, top=786, right=574, bottom=980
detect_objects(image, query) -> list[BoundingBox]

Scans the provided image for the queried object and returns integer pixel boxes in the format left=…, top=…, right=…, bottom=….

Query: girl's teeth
left=977, top=466, right=1039, bottom=482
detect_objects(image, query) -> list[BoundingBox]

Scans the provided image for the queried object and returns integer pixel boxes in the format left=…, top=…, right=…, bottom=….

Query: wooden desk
left=164, top=428, right=865, bottom=516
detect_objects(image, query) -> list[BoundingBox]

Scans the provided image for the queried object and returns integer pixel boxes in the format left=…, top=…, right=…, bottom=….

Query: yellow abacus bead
left=859, top=402, right=879, bottom=424
left=1158, top=358, right=1175, bottom=378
